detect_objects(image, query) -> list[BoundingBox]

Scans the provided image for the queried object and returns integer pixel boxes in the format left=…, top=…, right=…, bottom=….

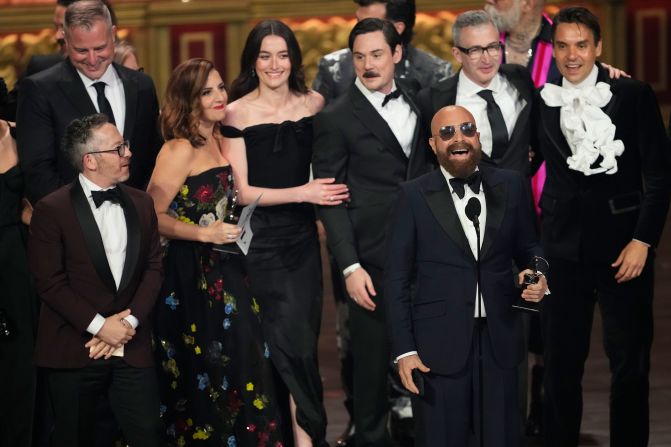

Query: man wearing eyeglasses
left=28, top=113, right=163, bottom=447
left=17, top=0, right=162, bottom=205
left=385, top=104, right=547, bottom=447
left=417, top=10, right=535, bottom=176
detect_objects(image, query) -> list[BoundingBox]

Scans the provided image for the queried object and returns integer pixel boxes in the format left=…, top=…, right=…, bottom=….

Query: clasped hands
left=85, top=309, right=135, bottom=360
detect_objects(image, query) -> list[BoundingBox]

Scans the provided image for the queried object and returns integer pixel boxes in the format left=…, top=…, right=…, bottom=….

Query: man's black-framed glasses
left=85, top=140, right=130, bottom=157
left=434, top=122, right=477, bottom=141
left=456, top=42, right=503, bottom=60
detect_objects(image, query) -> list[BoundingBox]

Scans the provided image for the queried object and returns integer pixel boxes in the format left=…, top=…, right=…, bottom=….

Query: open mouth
left=447, top=142, right=473, bottom=158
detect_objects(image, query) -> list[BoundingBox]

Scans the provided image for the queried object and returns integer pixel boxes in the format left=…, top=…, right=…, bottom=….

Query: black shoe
left=525, top=365, right=544, bottom=437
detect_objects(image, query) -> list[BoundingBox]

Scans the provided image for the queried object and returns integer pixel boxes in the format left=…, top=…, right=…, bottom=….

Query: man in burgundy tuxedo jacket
left=28, top=114, right=163, bottom=447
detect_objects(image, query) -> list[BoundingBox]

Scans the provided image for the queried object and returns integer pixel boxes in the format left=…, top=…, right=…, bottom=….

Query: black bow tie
left=381, top=89, right=403, bottom=107
left=449, top=172, right=481, bottom=199
left=91, top=187, right=121, bottom=208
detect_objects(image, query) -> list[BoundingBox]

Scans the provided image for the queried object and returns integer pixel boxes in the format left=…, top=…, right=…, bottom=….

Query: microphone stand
left=473, top=216, right=484, bottom=447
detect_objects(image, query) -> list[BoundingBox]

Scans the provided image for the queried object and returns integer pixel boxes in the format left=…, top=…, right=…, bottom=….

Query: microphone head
left=465, top=197, right=481, bottom=223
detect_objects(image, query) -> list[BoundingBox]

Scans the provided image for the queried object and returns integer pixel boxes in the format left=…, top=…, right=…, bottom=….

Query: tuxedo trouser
left=46, top=357, right=163, bottom=447
left=542, top=257, right=653, bottom=447
left=349, top=264, right=392, bottom=447
left=412, top=320, right=520, bottom=447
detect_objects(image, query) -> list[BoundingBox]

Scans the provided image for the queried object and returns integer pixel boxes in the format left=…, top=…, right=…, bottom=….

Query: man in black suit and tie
left=312, top=18, right=435, bottom=446
left=535, top=7, right=671, bottom=446
left=28, top=113, right=163, bottom=446
left=417, top=10, right=535, bottom=175
left=17, top=0, right=161, bottom=204
left=385, top=104, right=547, bottom=446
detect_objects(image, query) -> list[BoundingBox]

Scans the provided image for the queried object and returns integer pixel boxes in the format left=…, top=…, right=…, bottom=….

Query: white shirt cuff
left=86, top=313, right=106, bottom=335
left=123, top=315, right=139, bottom=329
left=343, top=263, right=361, bottom=278
left=633, top=238, right=651, bottom=248
left=394, top=351, right=418, bottom=363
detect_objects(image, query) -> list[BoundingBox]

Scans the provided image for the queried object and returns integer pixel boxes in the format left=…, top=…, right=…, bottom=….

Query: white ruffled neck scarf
left=541, top=65, right=624, bottom=176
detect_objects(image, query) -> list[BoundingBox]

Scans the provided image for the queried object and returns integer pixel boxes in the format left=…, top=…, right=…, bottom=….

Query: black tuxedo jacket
left=416, top=64, right=536, bottom=175
left=385, top=167, right=541, bottom=374
left=17, top=59, right=163, bottom=204
left=312, top=83, right=436, bottom=272
left=535, top=64, right=671, bottom=263
left=28, top=181, right=162, bottom=369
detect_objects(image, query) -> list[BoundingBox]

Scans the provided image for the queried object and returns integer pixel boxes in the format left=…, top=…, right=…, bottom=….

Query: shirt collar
left=439, top=166, right=481, bottom=197
left=79, top=172, right=116, bottom=197
left=76, top=63, right=118, bottom=87
left=354, top=77, right=398, bottom=108
left=458, top=70, right=502, bottom=96
left=562, top=64, right=599, bottom=90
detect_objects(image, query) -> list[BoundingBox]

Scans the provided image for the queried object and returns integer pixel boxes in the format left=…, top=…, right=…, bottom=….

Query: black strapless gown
left=221, top=118, right=328, bottom=446
left=0, top=165, right=39, bottom=447
left=153, top=166, right=284, bottom=447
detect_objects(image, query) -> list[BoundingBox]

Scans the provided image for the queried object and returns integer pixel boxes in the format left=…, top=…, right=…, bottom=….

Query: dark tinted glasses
left=435, top=122, right=477, bottom=141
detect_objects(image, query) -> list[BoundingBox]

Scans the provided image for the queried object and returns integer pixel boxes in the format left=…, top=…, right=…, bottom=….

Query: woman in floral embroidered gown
left=147, top=58, right=283, bottom=447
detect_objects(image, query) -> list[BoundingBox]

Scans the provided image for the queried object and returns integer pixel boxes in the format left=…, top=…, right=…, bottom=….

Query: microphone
left=465, top=197, right=481, bottom=230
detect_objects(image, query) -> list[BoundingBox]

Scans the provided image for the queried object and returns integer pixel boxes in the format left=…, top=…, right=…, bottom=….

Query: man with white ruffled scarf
left=534, top=6, right=671, bottom=447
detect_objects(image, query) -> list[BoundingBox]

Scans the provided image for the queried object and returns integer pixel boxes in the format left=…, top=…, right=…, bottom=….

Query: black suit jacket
left=416, top=64, right=535, bottom=175
left=312, top=83, right=436, bottom=272
left=17, top=59, right=162, bottom=204
left=385, top=167, right=541, bottom=374
left=535, top=64, right=671, bottom=263
left=28, top=181, right=162, bottom=369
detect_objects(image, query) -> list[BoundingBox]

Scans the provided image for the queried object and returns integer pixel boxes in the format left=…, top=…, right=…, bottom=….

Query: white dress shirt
left=80, top=174, right=138, bottom=346
left=77, top=64, right=126, bottom=136
left=456, top=71, right=525, bottom=157
left=343, top=78, right=418, bottom=277
left=396, top=167, right=488, bottom=362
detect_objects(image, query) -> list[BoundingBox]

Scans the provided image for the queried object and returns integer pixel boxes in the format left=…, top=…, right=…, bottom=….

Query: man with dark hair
left=535, top=7, right=671, bottom=446
left=313, top=0, right=452, bottom=103
left=313, top=18, right=435, bottom=446
left=29, top=113, right=163, bottom=447
left=386, top=104, right=546, bottom=447
left=17, top=0, right=161, bottom=204
left=417, top=10, right=535, bottom=175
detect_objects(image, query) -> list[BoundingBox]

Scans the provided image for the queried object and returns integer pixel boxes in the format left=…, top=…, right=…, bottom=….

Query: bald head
left=429, top=105, right=481, bottom=178
left=431, top=105, right=476, bottom=136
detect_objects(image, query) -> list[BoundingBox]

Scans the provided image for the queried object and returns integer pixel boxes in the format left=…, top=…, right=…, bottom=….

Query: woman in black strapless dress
left=147, top=59, right=283, bottom=447
left=221, top=21, right=348, bottom=447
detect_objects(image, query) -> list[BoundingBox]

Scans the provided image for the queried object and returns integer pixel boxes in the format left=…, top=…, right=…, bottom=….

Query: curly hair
left=160, top=58, right=216, bottom=148
left=228, top=20, right=308, bottom=102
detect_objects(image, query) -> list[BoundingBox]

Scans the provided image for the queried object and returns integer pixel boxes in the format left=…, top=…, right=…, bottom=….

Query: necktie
left=477, top=89, right=508, bottom=159
left=382, top=89, right=403, bottom=107
left=449, top=171, right=482, bottom=199
left=91, top=187, right=121, bottom=208
left=92, top=82, right=116, bottom=125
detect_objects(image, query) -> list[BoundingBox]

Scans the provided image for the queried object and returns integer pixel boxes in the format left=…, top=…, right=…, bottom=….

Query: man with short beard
left=385, top=104, right=547, bottom=446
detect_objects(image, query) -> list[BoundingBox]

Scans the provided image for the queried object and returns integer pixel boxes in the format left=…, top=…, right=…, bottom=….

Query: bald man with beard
left=385, top=105, right=547, bottom=446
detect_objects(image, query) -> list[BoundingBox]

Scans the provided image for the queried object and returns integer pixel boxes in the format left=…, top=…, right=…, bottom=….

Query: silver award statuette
left=513, top=256, right=549, bottom=313
left=213, top=187, right=242, bottom=254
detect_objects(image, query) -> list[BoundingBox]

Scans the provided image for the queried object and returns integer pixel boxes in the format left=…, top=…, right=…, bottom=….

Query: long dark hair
left=160, top=58, right=216, bottom=148
left=228, top=19, right=308, bottom=101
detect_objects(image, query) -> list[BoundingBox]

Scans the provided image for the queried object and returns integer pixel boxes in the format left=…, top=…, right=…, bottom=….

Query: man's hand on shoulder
left=398, top=354, right=431, bottom=395
left=345, top=267, right=377, bottom=311
left=601, top=62, right=631, bottom=80
left=612, top=240, right=649, bottom=283
left=96, top=308, right=135, bottom=347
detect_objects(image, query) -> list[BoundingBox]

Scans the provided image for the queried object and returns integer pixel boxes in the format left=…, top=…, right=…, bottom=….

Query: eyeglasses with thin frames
left=433, top=122, right=478, bottom=141
left=85, top=140, right=130, bottom=157
left=456, top=42, right=503, bottom=60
